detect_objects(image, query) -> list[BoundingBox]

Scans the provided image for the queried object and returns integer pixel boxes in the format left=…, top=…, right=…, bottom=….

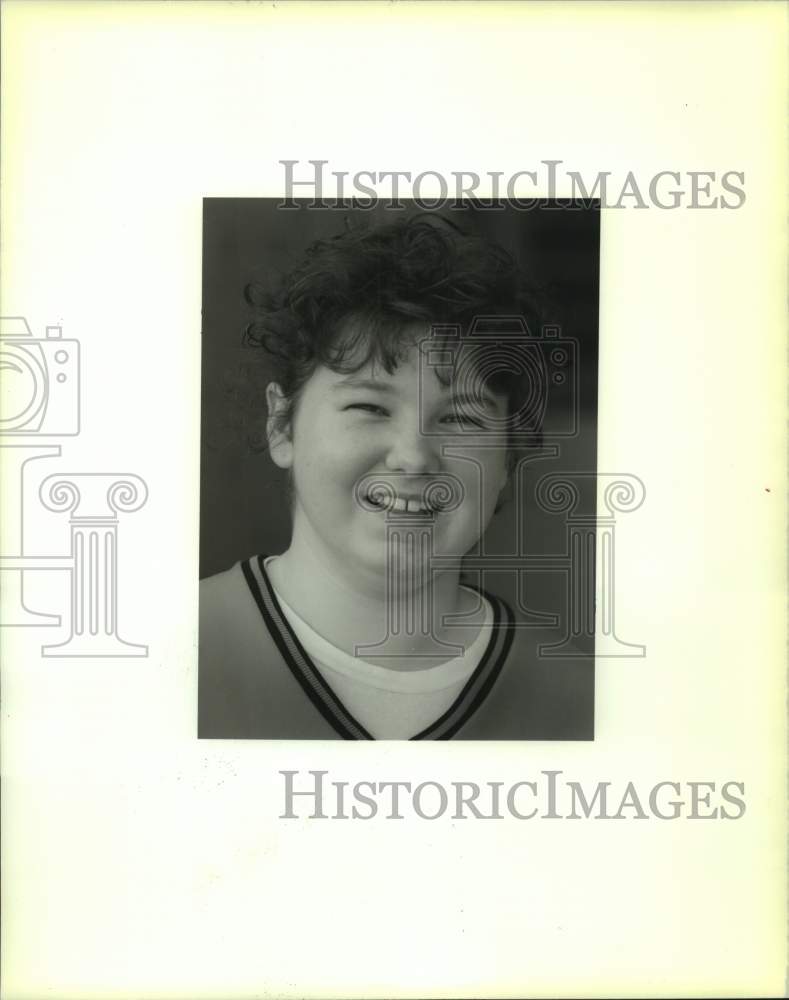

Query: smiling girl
left=198, top=214, right=592, bottom=740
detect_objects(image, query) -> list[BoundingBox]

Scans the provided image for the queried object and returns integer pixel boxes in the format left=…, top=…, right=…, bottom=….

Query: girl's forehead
left=329, top=347, right=454, bottom=390
left=337, top=316, right=428, bottom=359
left=319, top=316, right=507, bottom=402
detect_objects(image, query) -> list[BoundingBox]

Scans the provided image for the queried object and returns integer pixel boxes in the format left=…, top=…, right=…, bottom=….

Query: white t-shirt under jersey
left=264, top=557, right=494, bottom=739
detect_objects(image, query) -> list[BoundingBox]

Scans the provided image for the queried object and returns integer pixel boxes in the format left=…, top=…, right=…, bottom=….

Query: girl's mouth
left=367, top=489, right=436, bottom=515
left=356, top=474, right=462, bottom=516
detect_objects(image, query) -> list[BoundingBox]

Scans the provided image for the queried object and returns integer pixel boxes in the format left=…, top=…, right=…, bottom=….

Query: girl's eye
left=345, top=403, right=389, bottom=417
left=441, top=412, right=486, bottom=429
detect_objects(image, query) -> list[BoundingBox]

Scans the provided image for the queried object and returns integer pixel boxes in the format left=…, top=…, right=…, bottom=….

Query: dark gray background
left=200, top=199, right=599, bottom=645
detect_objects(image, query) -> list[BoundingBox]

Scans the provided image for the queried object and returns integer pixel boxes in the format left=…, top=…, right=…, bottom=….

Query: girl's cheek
left=344, top=426, right=385, bottom=454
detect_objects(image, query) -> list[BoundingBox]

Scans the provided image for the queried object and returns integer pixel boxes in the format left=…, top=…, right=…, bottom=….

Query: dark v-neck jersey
left=198, top=556, right=594, bottom=741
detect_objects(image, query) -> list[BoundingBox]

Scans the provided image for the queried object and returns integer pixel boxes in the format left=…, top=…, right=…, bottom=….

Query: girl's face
left=267, top=334, right=509, bottom=589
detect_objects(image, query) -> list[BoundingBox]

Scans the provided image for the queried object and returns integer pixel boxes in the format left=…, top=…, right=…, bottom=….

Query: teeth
left=367, top=493, right=432, bottom=514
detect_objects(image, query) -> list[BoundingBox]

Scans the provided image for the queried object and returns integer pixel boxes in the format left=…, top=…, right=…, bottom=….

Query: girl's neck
left=266, top=533, right=478, bottom=670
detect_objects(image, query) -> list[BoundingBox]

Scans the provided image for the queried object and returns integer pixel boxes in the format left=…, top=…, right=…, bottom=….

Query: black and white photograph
left=1, top=2, right=785, bottom=998
left=198, top=200, right=599, bottom=740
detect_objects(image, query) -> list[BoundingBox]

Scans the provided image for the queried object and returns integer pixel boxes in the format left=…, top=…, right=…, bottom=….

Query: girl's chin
left=356, top=534, right=468, bottom=569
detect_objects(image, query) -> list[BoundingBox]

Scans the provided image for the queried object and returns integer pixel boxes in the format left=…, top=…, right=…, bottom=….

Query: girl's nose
left=383, top=422, right=439, bottom=475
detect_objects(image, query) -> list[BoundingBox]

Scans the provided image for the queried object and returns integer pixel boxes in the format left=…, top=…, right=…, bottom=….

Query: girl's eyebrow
left=451, top=391, right=504, bottom=411
left=332, top=376, right=395, bottom=393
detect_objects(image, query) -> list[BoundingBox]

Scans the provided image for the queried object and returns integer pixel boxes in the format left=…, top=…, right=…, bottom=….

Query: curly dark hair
left=244, top=213, right=545, bottom=471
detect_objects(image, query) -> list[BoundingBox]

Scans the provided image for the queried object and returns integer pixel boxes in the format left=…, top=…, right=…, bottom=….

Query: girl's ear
left=265, top=382, right=294, bottom=469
